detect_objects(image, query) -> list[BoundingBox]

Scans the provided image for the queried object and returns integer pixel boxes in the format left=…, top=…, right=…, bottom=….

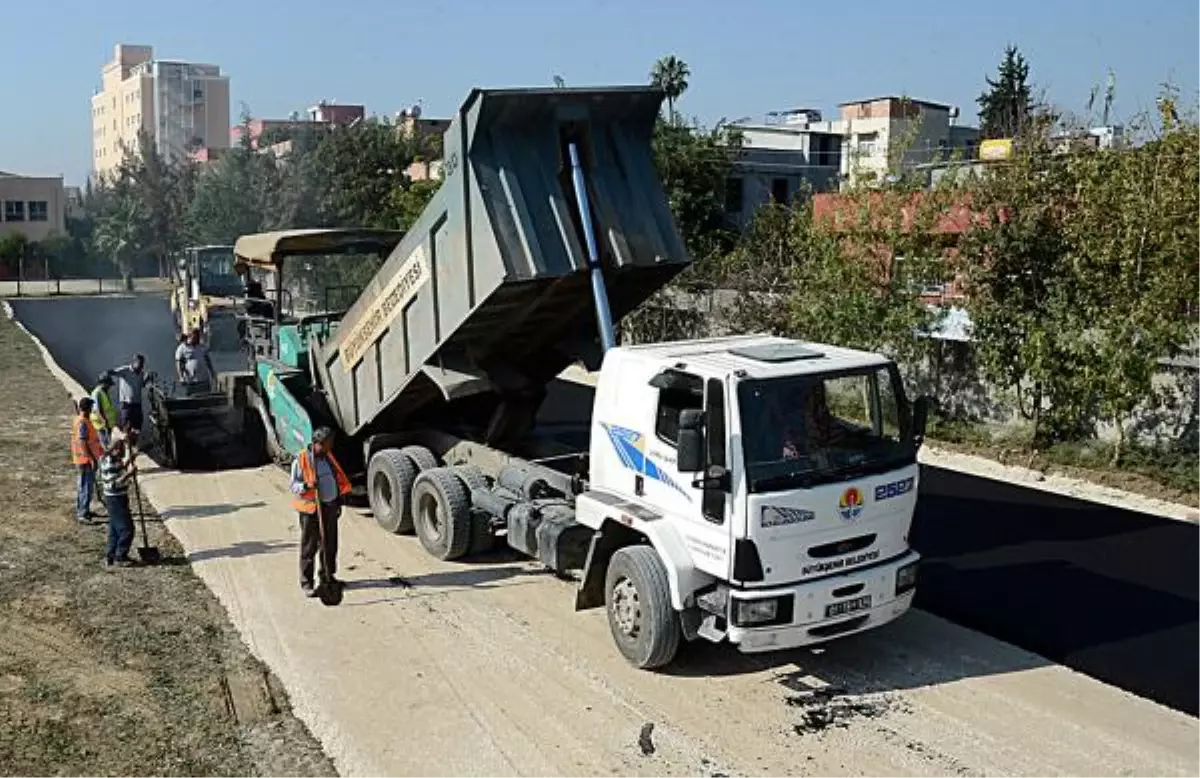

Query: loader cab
left=590, top=335, right=930, bottom=587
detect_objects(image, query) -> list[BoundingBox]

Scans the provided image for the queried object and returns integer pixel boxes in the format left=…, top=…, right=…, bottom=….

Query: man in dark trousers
left=99, top=432, right=138, bottom=567
left=289, top=427, right=352, bottom=597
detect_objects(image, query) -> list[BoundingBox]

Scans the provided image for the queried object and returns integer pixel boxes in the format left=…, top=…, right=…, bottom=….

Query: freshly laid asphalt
left=10, top=293, right=1198, bottom=716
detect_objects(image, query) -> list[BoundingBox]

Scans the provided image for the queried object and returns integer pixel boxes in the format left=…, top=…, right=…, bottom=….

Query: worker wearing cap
left=71, top=397, right=105, bottom=524
left=99, top=434, right=138, bottom=567
left=89, top=372, right=119, bottom=448
left=289, top=427, right=352, bottom=597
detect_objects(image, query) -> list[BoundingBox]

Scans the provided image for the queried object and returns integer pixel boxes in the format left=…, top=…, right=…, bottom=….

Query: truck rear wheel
left=604, top=546, right=681, bottom=669
left=411, top=468, right=472, bottom=560
left=368, top=449, right=418, bottom=534
left=451, top=465, right=496, bottom=556
left=401, top=445, right=439, bottom=472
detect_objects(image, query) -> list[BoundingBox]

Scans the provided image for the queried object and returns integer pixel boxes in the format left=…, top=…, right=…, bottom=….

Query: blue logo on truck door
left=874, top=476, right=915, bottom=502
left=601, top=423, right=690, bottom=499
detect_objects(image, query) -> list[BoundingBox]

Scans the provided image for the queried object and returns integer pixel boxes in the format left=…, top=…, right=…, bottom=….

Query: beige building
left=0, top=172, right=67, bottom=242
left=91, top=44, right=230, bottom=180
left=786, top=97, right=978, bottom=187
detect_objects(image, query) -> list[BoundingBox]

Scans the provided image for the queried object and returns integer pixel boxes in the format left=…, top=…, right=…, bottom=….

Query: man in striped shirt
left=100, top=433, right=138, bottom=568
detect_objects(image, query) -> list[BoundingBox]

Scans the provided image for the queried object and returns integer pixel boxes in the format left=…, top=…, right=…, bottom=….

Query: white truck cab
left=574, top=334, right=929, bottom=668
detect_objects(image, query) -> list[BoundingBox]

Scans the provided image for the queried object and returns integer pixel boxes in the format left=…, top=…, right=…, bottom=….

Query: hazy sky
left=2, top=0, right=1196, bottom=184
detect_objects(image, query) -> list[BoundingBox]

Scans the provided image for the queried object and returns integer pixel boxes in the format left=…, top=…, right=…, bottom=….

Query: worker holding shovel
left=99, top=432, right=139, bottom=568
left=289, top=427, right=352, bottom=599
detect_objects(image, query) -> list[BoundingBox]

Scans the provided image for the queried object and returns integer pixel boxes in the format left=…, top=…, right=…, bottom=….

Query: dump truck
left=183, top=85, right=932, bottom=668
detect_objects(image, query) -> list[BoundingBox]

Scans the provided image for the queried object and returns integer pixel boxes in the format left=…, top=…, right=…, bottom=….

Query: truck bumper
left=722, top=551, right=919, bottom=654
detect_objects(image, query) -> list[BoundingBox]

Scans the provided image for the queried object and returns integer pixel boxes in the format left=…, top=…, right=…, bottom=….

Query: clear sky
left=3, top=0, right=1196, bottom=185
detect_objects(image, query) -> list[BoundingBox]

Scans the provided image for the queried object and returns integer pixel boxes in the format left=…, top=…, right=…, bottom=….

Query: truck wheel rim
left=611, top=577, right=641, bottom=637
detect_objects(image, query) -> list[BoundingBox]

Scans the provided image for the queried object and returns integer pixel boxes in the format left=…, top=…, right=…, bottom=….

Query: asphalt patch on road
left=785, top=685, right=908, bottom=735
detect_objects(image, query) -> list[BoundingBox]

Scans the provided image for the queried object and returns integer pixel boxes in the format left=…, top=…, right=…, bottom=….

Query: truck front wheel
left=604, top=546, right=681, bottom=669
left=368, top=449, right=418, bottom=534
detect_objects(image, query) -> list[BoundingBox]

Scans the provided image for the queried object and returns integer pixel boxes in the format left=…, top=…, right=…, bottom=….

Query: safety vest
left=90, top=386, right=118, bottom=430
left=292, top=449, right=352, bottom=513
left=70, top=416, right=103, bottom=466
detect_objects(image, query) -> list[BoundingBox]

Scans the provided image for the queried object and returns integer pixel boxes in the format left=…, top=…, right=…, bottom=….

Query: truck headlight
left=732, top=595, right=794, bottom=627
left=895, top=561, right=918, bottom=595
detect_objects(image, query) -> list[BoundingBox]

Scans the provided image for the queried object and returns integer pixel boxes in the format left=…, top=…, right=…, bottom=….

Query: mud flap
left=574, top=521, right=643, bottom=611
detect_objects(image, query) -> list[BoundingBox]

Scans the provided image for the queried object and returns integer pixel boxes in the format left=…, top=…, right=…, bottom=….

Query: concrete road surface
left=135, top=466, right=1197, bottom=777
left=9, top=294, right=1200, bottom=775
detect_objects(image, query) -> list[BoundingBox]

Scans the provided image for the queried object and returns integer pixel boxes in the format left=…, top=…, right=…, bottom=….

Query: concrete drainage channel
left=9, top=294, right=1198, bottom=717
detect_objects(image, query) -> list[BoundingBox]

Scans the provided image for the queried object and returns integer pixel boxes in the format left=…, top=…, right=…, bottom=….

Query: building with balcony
left=0, top=172, right=67, bottom=242
left=90, top=44, right=231, bottom=180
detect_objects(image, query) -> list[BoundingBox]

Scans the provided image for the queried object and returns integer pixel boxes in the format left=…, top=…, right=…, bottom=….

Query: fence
left=0, top=254, right=170, bottom=298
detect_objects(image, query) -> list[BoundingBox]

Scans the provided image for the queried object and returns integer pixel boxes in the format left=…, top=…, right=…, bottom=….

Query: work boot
left=301, top=583, right=316, bottom=598
left=114, top=557, right=137, bottom=568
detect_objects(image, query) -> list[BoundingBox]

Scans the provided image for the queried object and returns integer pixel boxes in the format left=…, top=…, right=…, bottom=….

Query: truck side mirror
left=912, top=395, right=931, bottom=442
left=676, top=408, right=705, bottom=472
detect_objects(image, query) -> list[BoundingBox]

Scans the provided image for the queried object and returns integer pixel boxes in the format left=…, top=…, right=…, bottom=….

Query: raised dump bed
left=310, top=87, right=690, bottom=445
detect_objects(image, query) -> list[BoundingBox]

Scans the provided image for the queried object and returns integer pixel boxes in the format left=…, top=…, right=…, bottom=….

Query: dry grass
left=0, top=313, right=335, bottom=777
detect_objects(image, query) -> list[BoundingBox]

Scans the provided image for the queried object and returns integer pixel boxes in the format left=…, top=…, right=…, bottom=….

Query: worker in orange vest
left=72, top=397, right=105, bottom=524
left=289, top=427, right=352, bottom=597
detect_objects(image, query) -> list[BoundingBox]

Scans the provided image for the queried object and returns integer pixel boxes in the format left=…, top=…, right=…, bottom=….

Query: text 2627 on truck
left=151, top=84, right=932, bottom=668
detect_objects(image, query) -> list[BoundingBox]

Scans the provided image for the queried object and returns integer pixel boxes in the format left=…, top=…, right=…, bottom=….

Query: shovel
left=314, top=495, right=343, bottom=606
left=132, top=471, right=161, bottom=565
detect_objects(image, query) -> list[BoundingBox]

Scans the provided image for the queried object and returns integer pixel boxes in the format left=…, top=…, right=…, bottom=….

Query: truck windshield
left=737, top=366, right=914, bottom=493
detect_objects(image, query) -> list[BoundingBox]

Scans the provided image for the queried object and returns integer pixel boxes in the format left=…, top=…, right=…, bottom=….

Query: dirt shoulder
left=0, top=313, right=334, bottom=776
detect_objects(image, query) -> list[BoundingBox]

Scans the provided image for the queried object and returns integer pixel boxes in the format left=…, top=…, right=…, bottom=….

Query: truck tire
left=451, top=466, right=495, bottom=556
left=401, top=445, right=439, bottom=472
left=411, top=468, right=472, bottom=560
left=452, top=464, right=489, bottom=491
left=368, top=449, right=418, bottom=534
left=604, top=546, right=681, bottom=670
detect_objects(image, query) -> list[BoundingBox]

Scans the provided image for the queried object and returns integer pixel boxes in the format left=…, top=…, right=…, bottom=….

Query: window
left=771, top=177, right=789, bottom=204
left=4, top=201, right=26, bottom=222
left=27, top=201, right=48, bottom=222
left=856, top=132, right=879, bottom=156
left=724, top=176, right=744, bottom=215
left=654, top=374, right=704, bottom=446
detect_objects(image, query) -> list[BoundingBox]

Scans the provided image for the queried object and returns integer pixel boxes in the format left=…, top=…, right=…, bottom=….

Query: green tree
left=652, top=119, right=743, bottom=265
left=312, top=117, right=420, bottom=228
left=649, top=55, right=691, bottom=124
left=977, top=45, right=1034, bottom=139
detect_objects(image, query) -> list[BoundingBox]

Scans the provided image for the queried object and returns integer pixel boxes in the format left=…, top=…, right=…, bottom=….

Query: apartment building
left=0, top=172, right=67, bottom=242
left=91, top=44, right=231, bottom=179
left=819, top=96, right=979, bottom=185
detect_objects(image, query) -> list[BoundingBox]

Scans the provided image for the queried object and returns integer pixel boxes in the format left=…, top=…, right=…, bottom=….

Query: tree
left=652, top=119, right=743, bottom=265
left=649, top=55, right=691, bottom=123
left=312, top=117, right=420, bottom=228
left=977, top=45, right=1034, bottom=139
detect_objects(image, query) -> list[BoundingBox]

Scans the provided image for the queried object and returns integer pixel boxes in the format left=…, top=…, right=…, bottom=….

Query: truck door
left=642, top=371, right=733, bottom=581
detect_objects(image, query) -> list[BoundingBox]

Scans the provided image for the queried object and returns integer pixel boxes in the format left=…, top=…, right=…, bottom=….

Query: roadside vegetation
left=0, top=312, right=334, bottom=776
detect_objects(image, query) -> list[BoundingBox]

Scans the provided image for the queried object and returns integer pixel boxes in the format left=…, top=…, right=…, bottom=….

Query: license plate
left=825, top=595, right=871, bottom=618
